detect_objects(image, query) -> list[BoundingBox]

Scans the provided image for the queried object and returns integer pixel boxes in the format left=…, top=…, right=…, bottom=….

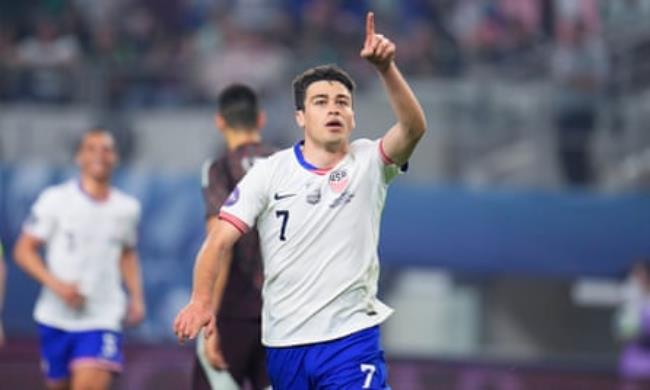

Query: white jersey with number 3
left=220, top=138, right=402, bottom=347
left=24, top=180, right=140, bottom=331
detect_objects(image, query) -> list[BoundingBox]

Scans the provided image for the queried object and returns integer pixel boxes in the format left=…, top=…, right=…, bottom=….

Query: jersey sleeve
left=218, top=159, right=270, bottom=234
left=23, top=188, right=58, bottom=241
left=123, top=200, right=141, bottom=248
left=376, top=138, right=407, bottom=184
left=201, top=159, right=231, bottom=219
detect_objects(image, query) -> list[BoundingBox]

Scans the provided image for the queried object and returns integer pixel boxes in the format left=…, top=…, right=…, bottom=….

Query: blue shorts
left=266, top=326, right=390, bottom=389
left=37, top=323, right=124, bottom=382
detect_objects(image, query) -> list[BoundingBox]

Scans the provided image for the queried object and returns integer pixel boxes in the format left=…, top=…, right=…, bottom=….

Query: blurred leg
left=46, top=379, right=70, bottom=390
left=195, top=332, right=239, bottom=390
left=70, top=367, right=113, bottom=390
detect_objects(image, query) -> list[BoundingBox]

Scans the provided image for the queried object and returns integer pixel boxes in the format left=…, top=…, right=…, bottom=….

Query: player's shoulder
left=200, top=157, right=223, bottom=187
left=350, top=137, right=381, bottom=158
left=258, top=143, right=279, bottom=159
left=243, top=142, right=277, bottom=159
left=37, top=180, right=75, bottom=202
left=351, top=137, right=379, bottom=150
left=109, top=187, right=141, bottom=214
left=257, top=145, right=293, bottom=170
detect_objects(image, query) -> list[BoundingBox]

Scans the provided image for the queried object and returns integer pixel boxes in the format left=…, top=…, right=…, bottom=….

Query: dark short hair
left=218, top=84, right=260, bottom=130
left=292, top=65, right=356, bottom=111
left=76, top=128, right=115, bottom=153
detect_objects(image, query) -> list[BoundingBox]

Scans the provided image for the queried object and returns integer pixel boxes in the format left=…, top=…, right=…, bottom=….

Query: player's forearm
left=210, top=250, right=232, bottom=313
left=191, top=236, right=229, bottom=308
left=379, top=62, right=427, bottom=140
left=120, top=249, right=144, bottom=303
left=13, top=237, right=60, bottom=290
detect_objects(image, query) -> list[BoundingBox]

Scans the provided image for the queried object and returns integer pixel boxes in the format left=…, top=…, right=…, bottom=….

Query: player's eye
left=314, top=99, right=326, bottom=105
left=336, top=100, right=349, bottom=107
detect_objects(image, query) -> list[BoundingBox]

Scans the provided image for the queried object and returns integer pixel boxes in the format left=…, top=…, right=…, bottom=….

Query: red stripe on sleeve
left=379, top=138, right=395, bottom=165
left=218, top=211, right=250, bottom=234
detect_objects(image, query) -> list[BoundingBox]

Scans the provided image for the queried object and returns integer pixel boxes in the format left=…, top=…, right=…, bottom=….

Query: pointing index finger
left=366, top=12, right=375, bottom=42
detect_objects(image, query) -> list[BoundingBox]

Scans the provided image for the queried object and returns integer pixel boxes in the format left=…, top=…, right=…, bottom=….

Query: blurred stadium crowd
left=0, top=0, right=647, bottom=105
left=1, top=0, right=650, bottom=190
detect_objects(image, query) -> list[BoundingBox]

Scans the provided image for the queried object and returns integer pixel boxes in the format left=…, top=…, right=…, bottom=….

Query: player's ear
left=215, top=114, right=226, bottom=133
left=295, top=110, right=305, bottom=129
left=257, top=111, right=267, bottom=130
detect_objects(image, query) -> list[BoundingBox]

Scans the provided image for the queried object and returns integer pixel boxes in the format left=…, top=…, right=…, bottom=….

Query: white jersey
left=220, top=138, right=402, bottom=347
left=24, top=180, right=140, bottom=331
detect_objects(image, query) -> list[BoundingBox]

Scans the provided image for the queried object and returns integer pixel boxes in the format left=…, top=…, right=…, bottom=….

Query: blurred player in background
left=14, top=129, right=145, bottom=390
left=175, top=12, right=426, bottom=388
left=0, top=242, right=5, bottom=347
left=192, top=84, right=275, bottom=390
left=617, top=260, right=650, bottom=385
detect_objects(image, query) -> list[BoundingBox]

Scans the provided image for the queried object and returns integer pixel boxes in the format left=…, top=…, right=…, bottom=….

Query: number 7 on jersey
left=275, top=210, right=289, bottom=241
left=360, top=364, right=376, bottom=388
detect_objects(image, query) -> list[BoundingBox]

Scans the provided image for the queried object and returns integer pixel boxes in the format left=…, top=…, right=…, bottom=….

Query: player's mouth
left=325, top=119, right=344, bottom=130
left=88, top=160, right=112, bottom=173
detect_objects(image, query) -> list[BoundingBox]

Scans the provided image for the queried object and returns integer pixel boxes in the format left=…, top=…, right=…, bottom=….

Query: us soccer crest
left=328, top=169, right=348, bottom=193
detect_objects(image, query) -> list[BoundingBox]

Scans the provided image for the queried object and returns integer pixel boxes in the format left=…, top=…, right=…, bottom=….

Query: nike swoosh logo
left=274, top=193, right=297, bottom=201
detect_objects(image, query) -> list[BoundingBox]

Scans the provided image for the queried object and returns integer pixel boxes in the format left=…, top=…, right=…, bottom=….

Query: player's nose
left=327, top=106, right=341, bottom=115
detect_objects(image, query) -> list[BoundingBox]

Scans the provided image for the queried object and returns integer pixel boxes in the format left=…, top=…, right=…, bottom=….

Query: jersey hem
left=261, top=309, right=393, bottom=348
left=34, top=317, right=123, bottom=332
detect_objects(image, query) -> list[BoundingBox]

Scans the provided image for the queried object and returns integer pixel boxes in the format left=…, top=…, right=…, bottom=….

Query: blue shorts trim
left=37, top=324, right=123, bottom=381
left=266, top=326, right=390, bottom=389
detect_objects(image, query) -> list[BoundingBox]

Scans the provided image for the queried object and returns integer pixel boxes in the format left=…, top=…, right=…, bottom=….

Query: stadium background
left=1, top=0, right=649, bottom=388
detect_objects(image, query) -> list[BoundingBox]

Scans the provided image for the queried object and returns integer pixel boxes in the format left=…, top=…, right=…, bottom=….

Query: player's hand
left=173, top=300, right=215, bottom=344
left=204, top=327, right=228, bottom=370
left=360, top=12, right=395, bottom=73
left=125, top=296, right=146, bottom=326
left=52, top=280, right=85, bottom=310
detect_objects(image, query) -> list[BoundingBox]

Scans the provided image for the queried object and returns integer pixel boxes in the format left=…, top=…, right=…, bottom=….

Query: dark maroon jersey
left=201, top=142, right=276, bottom=319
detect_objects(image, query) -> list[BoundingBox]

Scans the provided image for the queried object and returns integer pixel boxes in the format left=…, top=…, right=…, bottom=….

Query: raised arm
left=360, top=12, right=427, bottom=166
left=173, top=218, right=242, bottom=343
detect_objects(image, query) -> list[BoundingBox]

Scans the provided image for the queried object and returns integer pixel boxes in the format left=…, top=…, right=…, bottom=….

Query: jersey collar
left=76, top=179, right=111, bottom=203
left=293, top=140, right=331, bottom=176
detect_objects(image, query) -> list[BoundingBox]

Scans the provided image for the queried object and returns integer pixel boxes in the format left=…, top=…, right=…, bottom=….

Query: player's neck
left=302, top=139, right=348, bottom=169
left=225, top=129, right=261, bottom=151
left=79, top=176, right=111, bottom=201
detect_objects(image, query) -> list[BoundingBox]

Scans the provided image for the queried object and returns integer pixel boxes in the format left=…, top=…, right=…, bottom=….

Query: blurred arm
left=14, top=233, right=85, bottom=309
left=120, top=247, right=145, bottom=325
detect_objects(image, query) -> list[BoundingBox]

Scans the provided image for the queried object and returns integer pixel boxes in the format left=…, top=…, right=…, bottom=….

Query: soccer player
left=192, top=84, right=275, bottom=390
left=174, top=12, right=426, bottom=389
left=14, top=129, right=145, bottom=390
